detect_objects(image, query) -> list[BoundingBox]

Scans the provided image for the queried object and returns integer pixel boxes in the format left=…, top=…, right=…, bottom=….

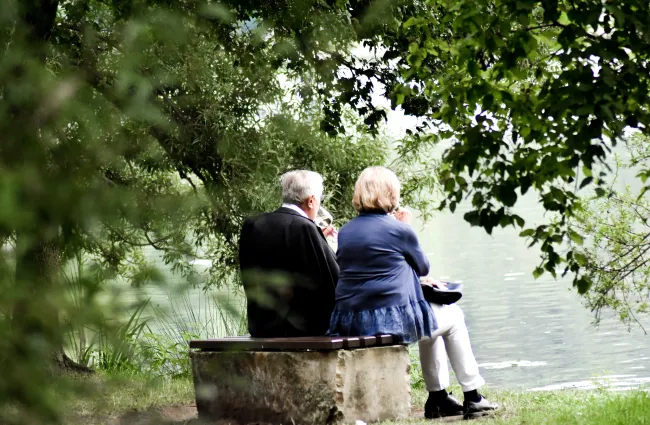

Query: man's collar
left=281, top=203, right=309, bottom=219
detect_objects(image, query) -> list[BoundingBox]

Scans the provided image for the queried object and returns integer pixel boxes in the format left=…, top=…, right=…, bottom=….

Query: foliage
left=397, top=0, right=650, bottom=296
left=60, top=253, right=247, bottom=378
left=62, top=255, right=97, bottom=368
left=62, top=256, right=152, bottom=372
left=571, top=133, right=650, bottom=329
left=92, top=300, right=150, bottom=374
left=61, top=253, right=154, bottom=375
left=37, top=0, right=388, bottom=289
left=409, top=346, right=426, bottom=391
left=302, top=0, right=650, bottom=299
left=139, top=290, right=246, bottom=378
left=1, top=0, right=389, bottom=422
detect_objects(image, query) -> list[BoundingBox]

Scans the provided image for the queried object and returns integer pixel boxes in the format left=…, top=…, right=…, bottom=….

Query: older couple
left=238, top=167, right=498, bottom=420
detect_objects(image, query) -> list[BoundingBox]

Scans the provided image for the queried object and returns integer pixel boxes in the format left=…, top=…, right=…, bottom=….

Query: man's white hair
left=280, top=170, right=324, bottom=205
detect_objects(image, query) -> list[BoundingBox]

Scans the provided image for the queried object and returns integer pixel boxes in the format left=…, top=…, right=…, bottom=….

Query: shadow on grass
left=109, top=406, right=198, bottom=425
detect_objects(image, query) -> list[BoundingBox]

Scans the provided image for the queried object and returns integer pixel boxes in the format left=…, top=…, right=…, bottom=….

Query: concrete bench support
left=189, top=340, right=410, bottom=425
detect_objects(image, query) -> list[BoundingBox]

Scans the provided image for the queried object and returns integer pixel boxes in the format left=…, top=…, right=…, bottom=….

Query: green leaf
left=411, top=55, right=423, bottom=68
left=558, top=11, right=571, bottom=25
left=403, top=17, right=419, bottom=29
left=575, top=276, right=592, bottom=294
left=574, top=252, right=588, bottom=266
left=444, top=179, right=455, bottom=192
left=520, top=229, right=535, bottom=237
left=513, top=214, right=525, bottom=227
left=579, top=177, right=593, bottom=189
left=533, top=267, right=544, bottom=279
left=468, top=60, right=478, bottom=77
left=199, top=3, right=234, bottom=22
left=576, top=105, right=593, bottom=116
left=568, top=230, right=584, bottom=245
left=496, top=183, right=517, bottom=207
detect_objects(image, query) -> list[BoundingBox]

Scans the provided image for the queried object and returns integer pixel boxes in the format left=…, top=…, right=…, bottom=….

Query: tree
left=324, top=0, right=650, bottom=299
left=571, top=133, right=650, bottom=330
left=1, top=1, right=389, bottom=422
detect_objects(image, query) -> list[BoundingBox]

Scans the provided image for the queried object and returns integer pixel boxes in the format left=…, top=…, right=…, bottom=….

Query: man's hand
left=393, top=208, right=412, bottom=225
left=420, top=277, right=447, bottom=289
left=321, top=225, right=338, bottom=239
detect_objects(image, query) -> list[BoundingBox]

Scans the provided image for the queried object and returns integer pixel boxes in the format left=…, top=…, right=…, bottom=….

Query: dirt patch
left=92, top=404, right=198, bottom=425
left=410, top=407, right=464, bottom=422
left=99, top=403, right=463, bottom=424
left=159, top=405, right=199, bottom=422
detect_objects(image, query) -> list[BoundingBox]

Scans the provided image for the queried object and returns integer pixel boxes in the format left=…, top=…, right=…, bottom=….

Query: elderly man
left=238, top=170, right=339, bottom=337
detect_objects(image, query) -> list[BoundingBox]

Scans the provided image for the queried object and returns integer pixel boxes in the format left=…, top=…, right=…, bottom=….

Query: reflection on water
left=531, top=376, right=650, bottom=392
left=415, top=193, right=650, bottom=390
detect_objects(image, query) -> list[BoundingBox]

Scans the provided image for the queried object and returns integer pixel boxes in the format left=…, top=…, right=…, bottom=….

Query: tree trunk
left=8, top=0, right=92, bottom=375
left=13, top=231, right=94, bottom=375
left=53, top=352, right=95, bottom=375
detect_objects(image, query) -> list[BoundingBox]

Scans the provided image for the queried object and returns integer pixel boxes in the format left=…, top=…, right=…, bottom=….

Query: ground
left=63, top=374, right=650, bottom=425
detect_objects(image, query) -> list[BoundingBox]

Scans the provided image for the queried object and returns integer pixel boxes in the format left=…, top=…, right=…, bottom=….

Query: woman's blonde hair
left=352, top=166, right=401, bottom=213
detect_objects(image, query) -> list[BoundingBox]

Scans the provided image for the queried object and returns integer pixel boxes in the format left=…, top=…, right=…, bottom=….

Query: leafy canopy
left=1, top=0, right=391, bottom=422
left=335, top=0, right=650, bottom=295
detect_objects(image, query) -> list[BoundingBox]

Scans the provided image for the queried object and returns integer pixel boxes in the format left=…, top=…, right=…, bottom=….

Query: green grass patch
left=61, top=372, right=194, bottom=424
left=484, top=388, right=650, bottom=425
left=59, top=373, right=650, bottom=425
left=401, top=386, right=650, bottom=425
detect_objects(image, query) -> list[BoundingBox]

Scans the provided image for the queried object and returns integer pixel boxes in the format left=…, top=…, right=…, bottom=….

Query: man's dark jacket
left=238, top=207, right=339, bottom=337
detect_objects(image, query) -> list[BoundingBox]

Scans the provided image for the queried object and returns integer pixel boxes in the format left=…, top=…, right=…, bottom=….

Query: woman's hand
left=321, top=225, right=338, bottom=239
left=420, top=277, right=447, bottom=289
left=393, top=208, right=412, bottom=225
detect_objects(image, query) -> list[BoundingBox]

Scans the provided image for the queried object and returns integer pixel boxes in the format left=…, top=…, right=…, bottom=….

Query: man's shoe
left=424, top=392, right=464, bottom=419
left=463, top=395, right=499, bottom=420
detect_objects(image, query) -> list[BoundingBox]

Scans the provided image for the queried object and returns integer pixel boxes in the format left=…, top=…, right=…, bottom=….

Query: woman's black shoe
left=463, top=395, right=499, bottom=420
left=424, top=392, right=464, bottom=419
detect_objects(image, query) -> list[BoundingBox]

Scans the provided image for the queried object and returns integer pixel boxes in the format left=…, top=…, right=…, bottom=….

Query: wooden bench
left=189, top=335, right=411, bottom=425
left=189, top=334, right=397, bottom=351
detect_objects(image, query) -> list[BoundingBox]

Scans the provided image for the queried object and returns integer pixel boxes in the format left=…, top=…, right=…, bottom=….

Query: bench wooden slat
left=378, top=335, right=394, bottom=345
left=342, top=337, right=360, bottom=349
left=189, top=335, right=397, bottom=351
left=358, top=336, right=377, bottom=348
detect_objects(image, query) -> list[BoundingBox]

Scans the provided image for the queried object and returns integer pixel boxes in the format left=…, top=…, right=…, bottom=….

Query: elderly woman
left=328, top=166, right=497, bottom=420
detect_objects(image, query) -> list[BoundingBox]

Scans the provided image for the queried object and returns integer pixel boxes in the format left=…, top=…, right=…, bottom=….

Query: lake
left=414, top=189, right=650, bottom=391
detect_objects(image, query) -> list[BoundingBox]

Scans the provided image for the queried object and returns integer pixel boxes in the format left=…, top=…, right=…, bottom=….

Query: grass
left=397, top=386, right=650, bottom=425
left=486, top=388, right=650, bottom=425
left=61, top=373, right=195, bottom=424
left=61, top=373, right=650, bottom=425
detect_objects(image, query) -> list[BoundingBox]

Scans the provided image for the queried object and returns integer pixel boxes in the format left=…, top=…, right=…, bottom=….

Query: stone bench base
left=190, top=345, right=411, bottom=425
